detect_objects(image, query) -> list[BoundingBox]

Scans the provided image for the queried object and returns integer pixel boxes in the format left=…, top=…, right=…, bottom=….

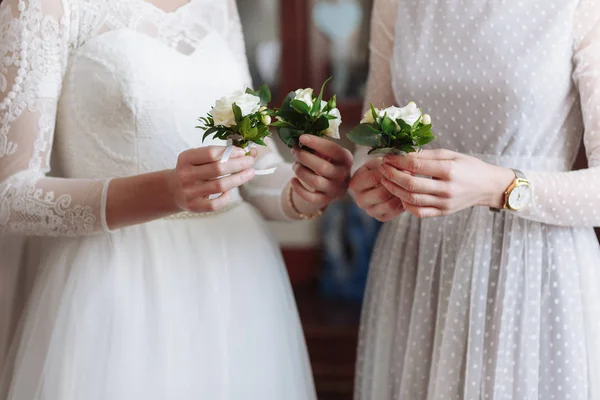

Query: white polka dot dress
left=354, top=0, right=600, bottom=399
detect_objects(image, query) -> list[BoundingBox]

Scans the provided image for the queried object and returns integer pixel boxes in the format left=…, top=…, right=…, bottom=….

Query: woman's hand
left=378, top=149, right=515, bottom=218
left=289, top=134, right=353, bottom=214
left=349, top=157, right=405, bottom=222
left=169, top=146, right=257, bottom=213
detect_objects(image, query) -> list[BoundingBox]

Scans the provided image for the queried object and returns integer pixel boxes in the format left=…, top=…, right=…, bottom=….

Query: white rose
left=382, top=102, right=422, bottom=127
left=360, top=107, right=380, bottom=124
left=323, top=108, right=342, bottom=139
left=211, top=91, right=261, bottom=127
left=422, top=114, right=432, bottom=125
left=294, top=88, right=314, bottom=107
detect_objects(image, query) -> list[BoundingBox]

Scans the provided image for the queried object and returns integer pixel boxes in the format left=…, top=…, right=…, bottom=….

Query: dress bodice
left=55, top=28, right=245, bottom=179
left=0, top=0, right=291, bottom=236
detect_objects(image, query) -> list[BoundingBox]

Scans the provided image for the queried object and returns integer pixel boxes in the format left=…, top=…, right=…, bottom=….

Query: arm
left=517, top=0, right=600, bottom=226
left=0, top=0, right=256, bottom=236
left=353, top=0, right=399, bottom=174
left=0, top=0, right=109, bottom=236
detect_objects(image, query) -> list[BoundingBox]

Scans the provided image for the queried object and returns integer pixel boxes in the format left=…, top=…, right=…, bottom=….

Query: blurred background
left=237, top=0, right=376, bottom=398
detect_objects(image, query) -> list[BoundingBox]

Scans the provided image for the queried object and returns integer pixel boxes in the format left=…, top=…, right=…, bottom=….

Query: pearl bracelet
left=287, top=184, right=325, bottom=220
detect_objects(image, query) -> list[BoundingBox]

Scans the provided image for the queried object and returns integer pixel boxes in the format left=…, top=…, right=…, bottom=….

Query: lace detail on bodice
left=0, top=0, right=280, bottom=236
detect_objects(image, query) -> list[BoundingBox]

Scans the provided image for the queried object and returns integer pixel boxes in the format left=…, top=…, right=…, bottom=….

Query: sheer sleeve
left=353, top=0, right=398, bottom=174
left=239, top=137, right=294, bottom=221
left=0, top=0, right=110, bottom=236
left=518, top=0, right=600, bottom=227
left=224, top=0, right=293, bottom=221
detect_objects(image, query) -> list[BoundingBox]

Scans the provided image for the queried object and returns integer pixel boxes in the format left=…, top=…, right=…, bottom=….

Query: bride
left=0, top=0, right=353, bottom=398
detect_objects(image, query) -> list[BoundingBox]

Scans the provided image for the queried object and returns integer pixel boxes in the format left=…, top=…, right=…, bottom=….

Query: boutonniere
left=347, top=102, right=435, bottom=155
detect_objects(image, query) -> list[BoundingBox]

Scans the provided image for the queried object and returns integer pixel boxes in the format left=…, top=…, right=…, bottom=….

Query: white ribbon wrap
left=220, top=139, right=277, bottom=176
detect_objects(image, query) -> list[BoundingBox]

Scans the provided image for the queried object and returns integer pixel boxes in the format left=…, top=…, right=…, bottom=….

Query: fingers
left=179, top=146, right=246, bottom=166
left=362, top=157, right=384, bottom=171
left=366, top=197, right=404, bottom=222
left=292, top=147, right=350, bottom=182
left=405, top=149, right=456, bottom=160
left=182, top=156, right=255, bottom=182
left=383, top=154, right=454, bottom=179
left=184, top=169, right=255, bottom=198
left=187, top=190, right=233, bottom=213
left=299, top=135, right=354, bottom=167
left=379, top=164, right=449, bottom=196
left=292, top=163, right=346, bottom=198
left=349, top=168, right=382, bottom=193
left=355, top=186, right=394, bottom=209
left=380, top=177, right=449, bottom=209
left=291, top=178, right=330, bottom=205
left=403, top=203, right=445, bottom=219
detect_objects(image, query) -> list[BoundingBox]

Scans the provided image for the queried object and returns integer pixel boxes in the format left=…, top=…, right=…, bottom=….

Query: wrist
left=482, top=165, right=515, bottom=209
left=105, top=170, right=181, bottom=230
left=282, top=182, right=326, bottom=220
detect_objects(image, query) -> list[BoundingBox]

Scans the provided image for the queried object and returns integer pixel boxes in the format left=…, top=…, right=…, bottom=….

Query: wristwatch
left=490, top=169, right=532, bottom=212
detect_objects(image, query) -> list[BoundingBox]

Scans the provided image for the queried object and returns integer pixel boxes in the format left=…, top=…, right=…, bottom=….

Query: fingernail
left=290, top=148, right=297, bottom=156
left=299, top=135, right=308, bottom=144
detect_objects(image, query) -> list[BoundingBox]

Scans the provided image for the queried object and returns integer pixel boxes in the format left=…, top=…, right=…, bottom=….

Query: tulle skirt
left=356, top=207, right=600, bottom=400
left=0, top=203, right=316, bottom=400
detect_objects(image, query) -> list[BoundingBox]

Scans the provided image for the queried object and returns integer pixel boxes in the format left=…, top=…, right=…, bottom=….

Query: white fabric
left=356, top=0, right=600, bottom=399
left=0, top=0, right=314, bottom=399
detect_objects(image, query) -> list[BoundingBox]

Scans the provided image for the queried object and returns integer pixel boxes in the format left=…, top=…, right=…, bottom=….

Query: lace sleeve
left=0, top=0, right=110, bottom=236
left=518, top=0, right=600, bottom=227
left=353, top=0, right=398, bottom=174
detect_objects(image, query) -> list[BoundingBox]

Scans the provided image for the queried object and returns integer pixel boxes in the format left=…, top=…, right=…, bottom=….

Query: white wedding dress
left=0, top=0, right=316, bottom=399
left=355, top=0, right=600, bottom=399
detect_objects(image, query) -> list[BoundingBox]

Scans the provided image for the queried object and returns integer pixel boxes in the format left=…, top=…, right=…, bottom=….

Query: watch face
left=507, top=184, right=532, bottom=210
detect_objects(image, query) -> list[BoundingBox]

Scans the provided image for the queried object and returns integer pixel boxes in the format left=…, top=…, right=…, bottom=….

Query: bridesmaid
left=350, top=0, right=600, bottom=399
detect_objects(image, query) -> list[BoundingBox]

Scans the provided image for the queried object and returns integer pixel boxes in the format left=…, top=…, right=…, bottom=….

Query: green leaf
left=347, top=124, right=384, bottom=147
left=258, top=84, right=272, bottom=106
left=367, top=124, right=382, bottom=135
left=253, top=137, right=267, bottom=146
left=414, top=134, right=436, bottom=146
left=202, top=127, right=218, bottom=142
left=311, top=77, right=331, bottom=115
left=367, top=147, right=406, bottom=156
left=278, top=127, right=303, bottom=148
left=411, top=124, right=432, bottom=137
left=399, top=144, right=417, bottom=153
left=239, top=116, right=251, bottom=134
left=370, top=103, right=379, bottom=122
left=246, top=126, right=258, bottom=139
left=381, top=116, right=397, bottom=136
left=257, top=125, right=270, bottom=136
left=397, top=119, right=412, bottom=133
left=245, top=87, right=258, bottom=97
left=290, top=99, right=311, bottom=114
left=232, top=103, right=243, bottom=124
left=410, top=118, right=422, bottom=132
left=312, top=115, right=330, bottom=133
left=270, top=120, right=291, bottom=128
